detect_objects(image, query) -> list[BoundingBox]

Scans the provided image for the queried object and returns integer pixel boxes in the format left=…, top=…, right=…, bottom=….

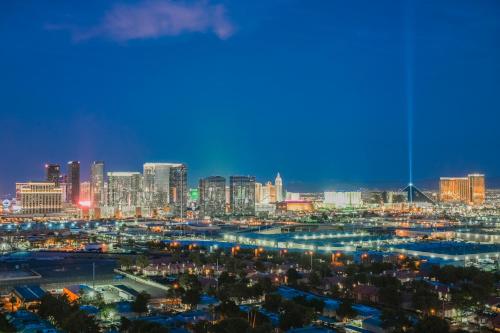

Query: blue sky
left=1, top=0, right=499, bottom=194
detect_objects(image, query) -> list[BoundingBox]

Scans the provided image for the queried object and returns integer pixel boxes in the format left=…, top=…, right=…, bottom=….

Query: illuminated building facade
left=262, top=181, right=276, bottom=204
left=90, top=161, right=105, bottom=207
left=255, top=182, right=263, bottom=204
left=439, top=174, right=485, bottom=205
left=169, top=164, right=188, bottom=218
left=45, top=163, right=61, bottom=185
left=276, top=200, right=314, bottom=213
left=143, top=162, right=187, bottom=217
left=439, top=177, right=469, bottom=203
left=275, top=173, right=283, bottom=202
left=324, top=191, right=362, bottom=207
left=67, top=161, right=80, bottom=205
left=17, top=182, right=62, bottom=214
left=107, top=172, right=142, bottom=209
left=469, top=173, right=485, bottom=205
left=79, top=181, right=91, bottom=203
left=229, top=176, right=256, bottom=215
left=199, top=176, right=226, bottom=217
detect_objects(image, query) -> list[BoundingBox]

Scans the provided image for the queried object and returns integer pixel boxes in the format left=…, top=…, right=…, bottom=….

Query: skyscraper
left=230, top=176, right=256, bottom=216
left=45, top=163, right=61, bottom=185
left=262, top=181, right=276, bottom=203
left=255, top=182, right=263, bottom=204
left=468, top=173, right=485, bottom=205
left=143, top=163, right=187, bottom=217
left=67, top=161, right=80, bottom=204
left=169, top=164, right=188, bottom=218
left=107, top=172, right=142, bottom=208
left=439, top=173, right=485, bottom=205
left=79, top=181, right=91, bottom=203
left=90, top=161, right=105, bottom=207
left=199, top=176, right=226, bottom=218
left=275, top=173, right=283, bottom=202
left=439, top=177, right=469, bottom=203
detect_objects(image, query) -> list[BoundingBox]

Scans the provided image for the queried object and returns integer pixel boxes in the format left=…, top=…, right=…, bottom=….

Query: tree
left=263, top=294, right=282, bottom=312
left=308, top=271, right=321, bottom=286
left=216, top=300, right=241, bottom=319
left=38, top=293, right=98, bottom=333
left=0, top=313, right=15, bottom=332
left=213, top=317, right=249, bottom=333
left=279, top=300, right=315, bottom=330
left=121, top=318, right=169, bottom=333
left=414, top=316, right=449, bottom=333
left=132, top=291, right=150, bottom=314
left=336, top=299, right=357, bottom=321
left=286, top=268, right=301, bottom=285
left=411, top=281, right=440, bottom=314
left=255, top=260, right=266, bottom=273
left=135, top=255, right=150, bottom=269
left=179, top=273, right=202, bottom=291
left=182, top=288, right=201, bottom=309
left=381, top=308, right=411, bottom=332
left=62, top=311, right=99, bottom=333
left=192, top=320, right=212, bottom=333
left=9, top=295, right=16, bottom=312
left=255, top=277, right=275, bottom=295
left=119, top=256, right=133, bottom=269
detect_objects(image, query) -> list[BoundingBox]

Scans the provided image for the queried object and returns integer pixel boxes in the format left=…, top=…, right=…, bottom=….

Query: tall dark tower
left=67, top=161, right=80, bottom=205
left=45, top=163, right=61, bottom=185
left=199, top=176, right=226, bottom=218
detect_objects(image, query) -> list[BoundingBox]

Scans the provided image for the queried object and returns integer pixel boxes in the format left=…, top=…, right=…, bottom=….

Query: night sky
left=1, top=0, right=499, bottom=195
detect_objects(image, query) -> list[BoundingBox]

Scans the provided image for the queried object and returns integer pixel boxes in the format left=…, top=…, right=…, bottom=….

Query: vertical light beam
left=405, top=0, right=415, bottom=204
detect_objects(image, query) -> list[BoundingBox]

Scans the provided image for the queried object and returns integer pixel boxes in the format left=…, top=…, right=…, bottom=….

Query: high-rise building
left=143, top=163, right=187, bottom=217
left=107, top=172, right=142, bottom=209
left=275, top=173, right=283, bottom=202
left=262, top=181, right=276, bottom=203
left=199, top=176, right=226, bottom=218
left=17, top=182, right=62, bottom=214
left=229, top=176, right=256, bottom=216
left=45, top=164, right=61, bottom=185
left=143, top=163, right=171, bottom=208
left=324, top=191, right=362, bottom=207
left=90, top=161, right=105, bottom=207
left=255, top=182, right=263, bottom=204
left=468, top=173, right=485, bottom=205
left=439, top=174, right=485, bottom=205
left=439, top=177, right=469, bottom=203
left=79, top=181, right=91, bottom=203
left=169, top=164, right=188, bottom=218
left=67, top=161, right=80, bottom=205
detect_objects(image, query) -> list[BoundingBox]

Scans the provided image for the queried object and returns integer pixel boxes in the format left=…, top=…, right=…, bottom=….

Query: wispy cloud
left=49, top=0, right=235, bottom=42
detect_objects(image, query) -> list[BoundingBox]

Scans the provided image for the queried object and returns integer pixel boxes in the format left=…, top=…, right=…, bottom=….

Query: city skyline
left=1, top=0, right=500, bottom=194
left=0, top=157, right=494, bottom=197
